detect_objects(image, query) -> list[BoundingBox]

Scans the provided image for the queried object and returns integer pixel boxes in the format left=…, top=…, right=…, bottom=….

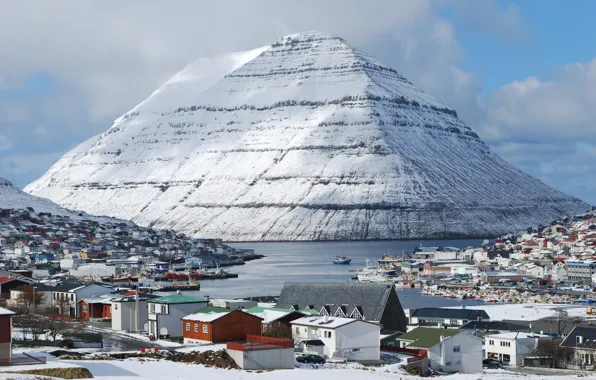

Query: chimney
left=324, top=315, right=329, bottom=323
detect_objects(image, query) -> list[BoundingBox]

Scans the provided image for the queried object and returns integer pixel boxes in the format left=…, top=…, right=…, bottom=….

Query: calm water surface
left=160, top=240, right=488, bottom=309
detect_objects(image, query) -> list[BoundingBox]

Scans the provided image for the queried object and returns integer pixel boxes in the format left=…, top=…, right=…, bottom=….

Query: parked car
left=296, top=354, right=326, bottom=364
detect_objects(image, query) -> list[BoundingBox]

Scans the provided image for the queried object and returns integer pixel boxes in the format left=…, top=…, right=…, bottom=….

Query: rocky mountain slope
left=25, top=31, right=589, bottom=240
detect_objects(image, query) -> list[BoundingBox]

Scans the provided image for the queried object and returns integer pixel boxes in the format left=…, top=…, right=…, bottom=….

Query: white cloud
left=479, top=59, right=596, bottom=204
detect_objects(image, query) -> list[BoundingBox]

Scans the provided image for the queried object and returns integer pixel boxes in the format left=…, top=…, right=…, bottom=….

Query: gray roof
left=276, top=282, right=395, bottom=322
left=560, top=326, right=596, bottom=349
left=460, top=321, right=528, bottom=332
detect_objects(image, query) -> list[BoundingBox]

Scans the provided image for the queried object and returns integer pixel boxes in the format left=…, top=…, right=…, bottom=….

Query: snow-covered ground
left=443, top=303, right=588, bottom=321
left=0, top=357, right=593, bottom=380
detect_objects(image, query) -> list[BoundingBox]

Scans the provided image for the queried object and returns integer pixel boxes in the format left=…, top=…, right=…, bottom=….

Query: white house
left=552, top=262, right=568, bottom=282
left=291, top=315, right=381, bottom=361
left=484, top=332, right=552, bottom=366
left=396, top=327, right=483, bottom=373
left=111, top=293, right=160, bottom=332
left=147, top=293, right=208, bottom=338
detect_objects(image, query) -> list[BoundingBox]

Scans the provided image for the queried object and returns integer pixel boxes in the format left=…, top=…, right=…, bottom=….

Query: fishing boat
left=165, top=271, right=206, bottom=280
left=333, top=256, right=352, bottom=265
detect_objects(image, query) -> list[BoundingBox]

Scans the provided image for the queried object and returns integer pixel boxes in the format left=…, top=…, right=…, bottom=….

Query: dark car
left=296, top=354, right=326, bottom=364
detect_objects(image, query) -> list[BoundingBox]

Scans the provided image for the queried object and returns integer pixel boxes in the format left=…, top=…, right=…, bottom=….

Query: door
left=149, top=321, right=157, bottom=336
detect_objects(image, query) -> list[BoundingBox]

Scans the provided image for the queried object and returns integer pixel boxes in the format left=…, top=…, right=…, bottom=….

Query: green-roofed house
left=147, top=293, right=208, bottom=339
left=396, top=327, right=483, bottom=373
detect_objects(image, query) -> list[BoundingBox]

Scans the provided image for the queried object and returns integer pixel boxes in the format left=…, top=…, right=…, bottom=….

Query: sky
left=0, top=0, right=594, bottom=205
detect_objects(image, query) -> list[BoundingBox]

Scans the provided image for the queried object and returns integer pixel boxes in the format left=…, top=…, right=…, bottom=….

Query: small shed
left=78, top=296, right=113, bottom=321
left=226, top=335, right=294, bottom=370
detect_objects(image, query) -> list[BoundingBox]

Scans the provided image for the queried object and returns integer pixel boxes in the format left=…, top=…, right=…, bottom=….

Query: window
left=295, top=327, right=299, bottom=334
left=81, top=305, right=88, bottom=312
left=194, top=324, right=198, bottom=333
left=186, top=322, right=190, bottom=331
left=114, top=304, right=118, bottom=310
left=453, top=345, right=460, bottom=353
left=352, top=348, right=360, bottom=352
left=149, top=304, right=155, bottom=313
left=161, top=305, right=167, bottom=314
left=324, top=331, right=332, bottom=338
left=489, top=340, right=494, bottom=346
left=70, top=294, right=74, bottom=301
left=202, top=324, right=209, bottom=334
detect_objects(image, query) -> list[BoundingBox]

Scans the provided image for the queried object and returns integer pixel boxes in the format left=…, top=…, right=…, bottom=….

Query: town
left=0, top=207, right=595, bottom=378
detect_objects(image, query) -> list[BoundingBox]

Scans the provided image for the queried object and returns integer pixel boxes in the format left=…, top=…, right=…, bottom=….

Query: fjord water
left=177, top=239, right=487, bottom=309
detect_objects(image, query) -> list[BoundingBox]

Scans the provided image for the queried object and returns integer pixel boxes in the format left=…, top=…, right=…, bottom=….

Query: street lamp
left=32, top=286, right=37, bottom=312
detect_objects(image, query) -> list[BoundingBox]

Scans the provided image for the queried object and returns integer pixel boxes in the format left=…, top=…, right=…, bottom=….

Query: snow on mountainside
left=0, top=178, right=118, bottom=222
left=25, top=31, right=589, bottom=241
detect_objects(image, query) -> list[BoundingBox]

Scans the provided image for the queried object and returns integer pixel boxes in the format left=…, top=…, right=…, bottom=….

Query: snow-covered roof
left=291, top=315, right=377, bottom=329
left=0, top=307, right=15, bottom=316
left=484, top=332, right=549, bottom=340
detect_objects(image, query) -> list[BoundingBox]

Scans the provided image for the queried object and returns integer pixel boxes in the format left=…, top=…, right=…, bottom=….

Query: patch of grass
left=5, top=367, right=93, bottom=379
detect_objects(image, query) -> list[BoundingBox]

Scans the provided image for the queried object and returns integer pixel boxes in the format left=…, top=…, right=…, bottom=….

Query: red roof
left=0, top=277, right=16, bottom=284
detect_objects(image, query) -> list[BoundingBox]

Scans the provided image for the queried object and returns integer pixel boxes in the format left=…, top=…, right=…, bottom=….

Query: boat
left=333, top=256, right=352, bottom=265
left=165, top=271, right=206, bottom=280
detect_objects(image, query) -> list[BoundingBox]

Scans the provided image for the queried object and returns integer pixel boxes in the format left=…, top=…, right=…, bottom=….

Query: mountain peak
left=26, top=32, right=589, bottom=240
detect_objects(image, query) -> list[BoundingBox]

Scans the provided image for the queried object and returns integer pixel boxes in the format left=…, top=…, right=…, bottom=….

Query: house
left=559, top=326, right=596, bottom=368
left=78, top=295, right=113, bottom=320
left=0, top=277, right=36, bottom=299
left=7, top=284, right=54, bottom=310
left=182, top=306, right=262, bottom=344
left=566, top=262, right=596, bottom=285
left=209, top=299, right=257, bottom=310
left=110, top=292, right=161, bottom=332
left=0, top=307, right=15, bottom=365
left=147, top=293, right=208, bottom=338
left=409, top=307, right=490, bottom=327
left=276, top=282, right=408, bottom=332
left=226, top=335, right=294, bottom=370
left=482, top=271, right=523, bottom=284
left=51, top=281, right=113, bottom=318
left=551, top=262, right=568, bottom=283
left=245, top=306, right=309, bottom=335
left=484, top=332, right=552, bottom=366
left=396, top=327, right=483, bottom=373
left=291, top=315, right=382, bottom=361
left=460, top=321, right=529, bottom=337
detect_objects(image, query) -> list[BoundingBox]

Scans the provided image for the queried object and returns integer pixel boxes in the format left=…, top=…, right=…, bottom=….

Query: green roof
left=149, top=294, right=208, bottom=304
left=396, top=327, right=460, bottom=349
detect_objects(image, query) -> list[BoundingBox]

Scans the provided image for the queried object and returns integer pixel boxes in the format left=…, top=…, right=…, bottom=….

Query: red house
left=78, top=297, right=113, bottom=321
left=182, top=307, right=262, bottom=344
left=0, top=307, right=15, bottom=365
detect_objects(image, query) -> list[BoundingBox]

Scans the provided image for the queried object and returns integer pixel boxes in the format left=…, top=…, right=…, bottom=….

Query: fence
left=381, top=345, right=425, bottom=356
left=245, top=335, right=294, bottom=348
left=0, top=353, right=47, bottom=366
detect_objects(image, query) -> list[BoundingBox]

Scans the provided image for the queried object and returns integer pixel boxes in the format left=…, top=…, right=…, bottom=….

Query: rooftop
left=291, top=315, right=378, bottom=329
left=397, top=327, right=460, bottom=349
left=484, top=332, right=549, bottom=340
left=410, top=307, right=490, bottom=321
left=184, top=306, right=231, bottom=322
left=149, top=293, right=208, bottom=304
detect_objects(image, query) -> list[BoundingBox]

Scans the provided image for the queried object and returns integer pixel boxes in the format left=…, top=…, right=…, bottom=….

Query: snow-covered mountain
left=0, top=177, right=114, bottom=222
left=25, top=31, right=589, bottom=240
